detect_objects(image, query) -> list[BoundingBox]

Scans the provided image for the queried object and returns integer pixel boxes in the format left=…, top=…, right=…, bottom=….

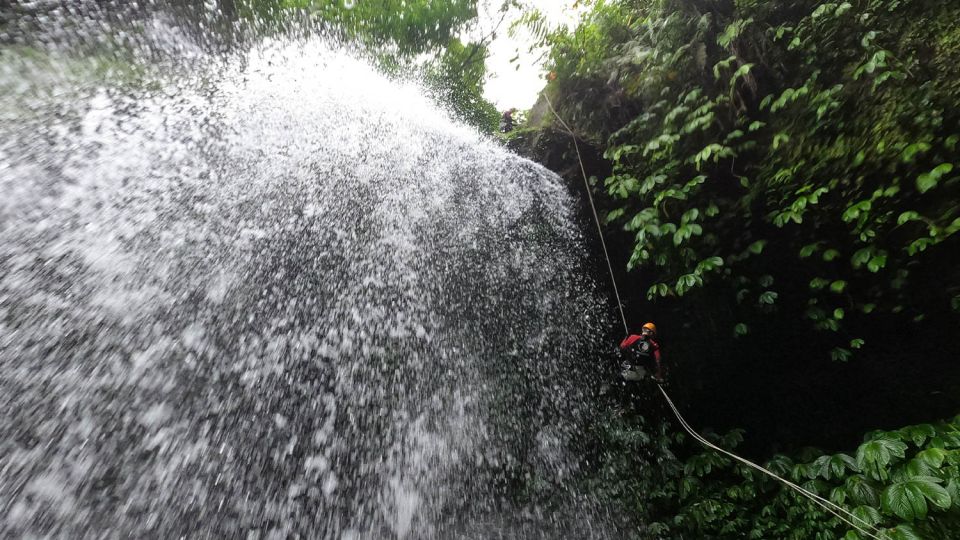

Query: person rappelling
left=499, top=108, right=517, bottom=133
left=619, top=322, right=664, bottom=383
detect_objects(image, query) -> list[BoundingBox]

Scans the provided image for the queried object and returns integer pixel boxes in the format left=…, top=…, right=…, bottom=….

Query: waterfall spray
left=0, top=12, right=613, bottom=539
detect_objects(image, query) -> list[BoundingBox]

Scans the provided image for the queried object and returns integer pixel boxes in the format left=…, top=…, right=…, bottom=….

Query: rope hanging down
left=542, top=95, right=629, bottom=335
left=541, top=94, right=887, bottom=540
left=656, top=386, right=886, bottom=540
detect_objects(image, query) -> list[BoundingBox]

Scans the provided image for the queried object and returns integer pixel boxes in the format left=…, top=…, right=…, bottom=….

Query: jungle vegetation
left=511, top=0, right=960, bottom=537
left=232, top=0, right=509, bottom=131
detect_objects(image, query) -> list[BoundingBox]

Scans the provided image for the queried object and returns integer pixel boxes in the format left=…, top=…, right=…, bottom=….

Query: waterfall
left=0, top=10, right=612, bottom=538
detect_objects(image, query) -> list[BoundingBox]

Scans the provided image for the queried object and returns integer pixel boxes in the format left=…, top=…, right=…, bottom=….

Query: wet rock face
left=0, top=28, right=610, bottom=538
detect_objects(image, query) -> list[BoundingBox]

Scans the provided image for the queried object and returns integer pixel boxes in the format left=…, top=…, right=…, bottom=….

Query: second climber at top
left=499, top=108, right=517, bottom=133
left=619, top=322, right=664, bottom=383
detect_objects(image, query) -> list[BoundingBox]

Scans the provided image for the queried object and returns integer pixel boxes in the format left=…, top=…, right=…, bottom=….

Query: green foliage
left=536, top=4, right=960, bottom=535
left=236, top=0, right=478, bottom=55
left=236, top=0, right=507, bottom=131
left=533, top=0, right=960, bottom=360
left=422, top=38, right=500, bottom=131
left=586, top=411, right=960, bottom=538
left=857, top=436, right=907, bottom=481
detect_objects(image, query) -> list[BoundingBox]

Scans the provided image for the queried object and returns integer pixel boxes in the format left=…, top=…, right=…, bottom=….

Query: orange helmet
left=642, top=322, right=657, bottom=334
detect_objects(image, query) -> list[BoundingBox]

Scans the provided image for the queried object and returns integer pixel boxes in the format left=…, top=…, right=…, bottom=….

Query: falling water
left=1, top=6, right=612, bottom=538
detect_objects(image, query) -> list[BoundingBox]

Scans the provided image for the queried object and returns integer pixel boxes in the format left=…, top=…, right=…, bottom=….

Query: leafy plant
left=524, top=1, right=960, bottom=536
left=583, top=408, right=960, bottom=539
left=528, top=0, right=959, bottom=361
left=235, top=0, right=513, bottom=131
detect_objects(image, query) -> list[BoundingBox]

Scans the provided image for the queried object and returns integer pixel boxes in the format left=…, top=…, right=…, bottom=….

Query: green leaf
left=946, top=135, right=959, bottom=152
left=882, top=477, right=951, bottom=521
left=845, top=475, right=880, bottom=506
left=810, top=454, right=831, bottom=479
left=730, top=65, right=754, bottom=88
left=887, top=524, right=924, bottom=540
left=897, top=211, right=921, bottom=226
left=852, top=151, right=866, bottom=167
left=692, top=143, right=734, bottom=169
left=941, top=430, right=960, bottom=448
left=901, top=142, right=931, bottom=163
left=867, top=254, right=887, bottom=273
left=916, top=163, right=954, bottom=194
left=900, top=424, right=936, bottom=447
left=905, top=456, right=935, bottom=477
left=823, top=453, right=859, bottom=479
left=683, top=175, right=707, bottom=191
left=907, top=237, right=935, bottom=256
left=834, top=308, right=845, bottom=320
left=933, top=162, right=953, bottom=175
left=823, top=249, right=840, bottom=261
left=747, top=240, right=766, bottom=254
left=734, top=322, right=749, bottom=337
left=914, top=448, right=947, bottom=469
left=810, top=277, right=830, bottom=290
left=799, top=243, right=819, bottom=258
left=831, top=347, right=852, bottom=361
left=718, top=18, right=753, bottom=48
left=606, top=208, right=625, bottom=223
left=850, top=338, right=865, bottom=349
left=947, top=479, right=960, bottom=506
left=882, top=482, right=926, bottom=521
left=843, top=201, right=871, bottom=222
left=851, top=248, right=872, bottom=268
left=772, top=131, right=791, bottom=148
left=917, top=173, right=937, bottom=193
left=759, top=291, right=778, bottom=305
left=851, top=505, right=881, bottom=527
left=736, top=288, right=749, bottom=303
left=647, top=284, right=659, bottom=299
left=646, top=282, right=671, bottom=299
left=675, top=273, right=700, bottom=296
left=858, top=437, right=908, bottom=481
left=830, top=280, right=847, bottom=293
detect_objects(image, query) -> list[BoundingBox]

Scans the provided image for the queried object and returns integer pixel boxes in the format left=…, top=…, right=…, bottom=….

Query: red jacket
left=619, top=334, right=662, bottom=379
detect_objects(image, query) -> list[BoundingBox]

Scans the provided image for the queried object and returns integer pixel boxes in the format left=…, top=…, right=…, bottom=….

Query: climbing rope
left=542, top=95, right=629, bottom=336
left=657, top=386, right=886, bottom=540
left=541, top=94, right=888, bottom=540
